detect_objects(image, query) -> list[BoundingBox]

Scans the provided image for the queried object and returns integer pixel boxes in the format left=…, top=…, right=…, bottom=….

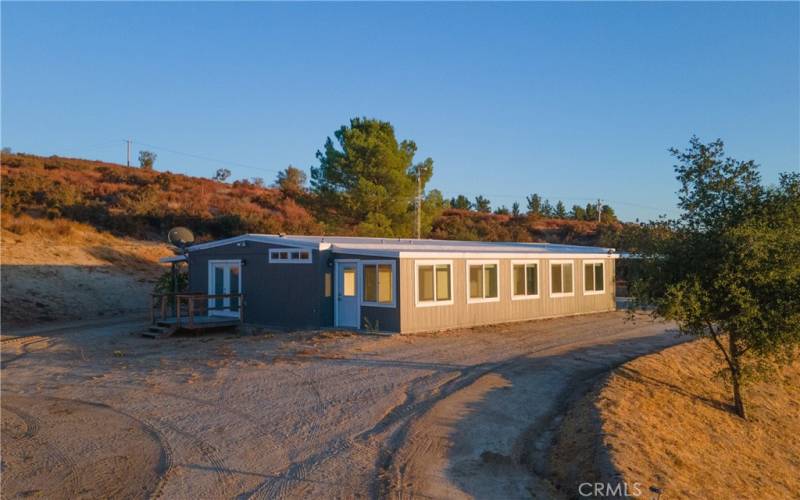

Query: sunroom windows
left=416, top=261, right=453, bottom=306
left=467, top=261, right=499, bottom=303
left=550, top=260, right=574, bottom=297
left=584, top=261, right=605, bottom=294
left=512, top=261, right=539, bottom=299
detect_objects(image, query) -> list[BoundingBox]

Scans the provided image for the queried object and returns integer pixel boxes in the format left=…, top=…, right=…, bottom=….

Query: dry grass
left=598, top=340, right=800, bottom=499
left=1, top=214, right=171, bottom=268
left=1, top=215, right=174, bottom=327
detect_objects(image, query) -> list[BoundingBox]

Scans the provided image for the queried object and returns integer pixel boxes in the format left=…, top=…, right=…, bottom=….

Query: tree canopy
left=310, top=117, right=434, bottom=236
left=275, top=165, right=307, bottom=199
left=474, top=195, right=491, bottom=213
left=450, top=195, right=472, bottom=210
left=138, top=150, right=156, bottom=170
left=213, top=168, right=231, bottom=182
left=630, top=137, right=800, bottom=419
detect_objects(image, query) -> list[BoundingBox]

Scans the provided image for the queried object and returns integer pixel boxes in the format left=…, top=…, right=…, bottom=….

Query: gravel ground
left=1, top=311, right=681, bottom=499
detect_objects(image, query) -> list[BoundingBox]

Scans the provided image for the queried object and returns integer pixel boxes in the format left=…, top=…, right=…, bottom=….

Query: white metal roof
left=182, top=234, right=618, bottom=259
left=159, top=254, right=187, bottom=263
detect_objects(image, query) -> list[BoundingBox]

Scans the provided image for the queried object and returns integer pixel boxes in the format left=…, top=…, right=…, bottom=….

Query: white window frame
left=414, top=260, right=454, bottom=307
left=466, top=259, right=501, bottom=304
left=511, top=259, right=540, bottom=300
left=359, top=260, right=397, bottom=308
left=268, top=247, right=313, bottom=264
left=583, top=259, right=606, bottom=296
left=549, top=259, right=575, bottom=298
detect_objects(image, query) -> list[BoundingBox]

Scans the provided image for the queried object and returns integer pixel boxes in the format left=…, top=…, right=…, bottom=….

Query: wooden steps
left=141, top=323, right=176, bottom=339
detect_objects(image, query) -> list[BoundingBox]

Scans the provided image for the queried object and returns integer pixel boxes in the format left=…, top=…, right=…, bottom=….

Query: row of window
left=416, top=260, right=605, bottom=306
left=269, top=248, right=311, bottom=263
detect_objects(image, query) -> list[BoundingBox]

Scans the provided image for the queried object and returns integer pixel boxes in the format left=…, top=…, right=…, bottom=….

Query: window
left=416, top=261, right=453, bottom=306
left=342, top=268, right=356, bottom=296
left=584, top=261, right=605, bottom=294
left=324, top=272, right=332, bottom=297
left=512, top=261, right=539, bottom=299
left=550, top=261, right=574, bottom=297
left=269, top=248, right=312, bottom=264
left=362, top=262, right=395, bottom=307
left=467, top=261, right=499, bottom=303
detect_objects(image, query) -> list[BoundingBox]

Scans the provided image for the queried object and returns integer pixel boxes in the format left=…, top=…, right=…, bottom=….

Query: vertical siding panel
left=400, top=257, right=617, bottom=333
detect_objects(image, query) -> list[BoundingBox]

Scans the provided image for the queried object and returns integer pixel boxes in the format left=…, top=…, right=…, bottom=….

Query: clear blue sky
left=2, top=2, right=798, bottom=221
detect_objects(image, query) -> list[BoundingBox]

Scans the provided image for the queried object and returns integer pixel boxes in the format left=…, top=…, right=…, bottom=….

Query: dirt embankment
left=1, top=216, right=173, bottom=329
left=551, top=339, right=800, bottom=499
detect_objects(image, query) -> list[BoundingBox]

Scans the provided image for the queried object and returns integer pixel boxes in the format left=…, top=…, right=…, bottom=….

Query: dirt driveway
left=1, top=312, right=681, bottom=499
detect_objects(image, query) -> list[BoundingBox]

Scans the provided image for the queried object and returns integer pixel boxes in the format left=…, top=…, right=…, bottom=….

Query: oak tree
left=630, top=137, right=800, bottom=418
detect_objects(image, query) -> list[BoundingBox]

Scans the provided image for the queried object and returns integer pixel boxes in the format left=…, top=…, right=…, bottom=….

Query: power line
left=67, top=137, right=666, bottom=214
left=132, top=140, right=282, bottom=175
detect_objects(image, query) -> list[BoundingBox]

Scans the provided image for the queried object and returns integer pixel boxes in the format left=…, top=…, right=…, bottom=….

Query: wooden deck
left=156, top=315, right=241, bottom=329
left=148, top=292, right=244, bottom=337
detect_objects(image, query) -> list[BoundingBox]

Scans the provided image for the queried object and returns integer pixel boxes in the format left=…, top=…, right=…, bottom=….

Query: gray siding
left=188, top=241, right=329, bottom=329
left=398, top=257, right=616, bottom=333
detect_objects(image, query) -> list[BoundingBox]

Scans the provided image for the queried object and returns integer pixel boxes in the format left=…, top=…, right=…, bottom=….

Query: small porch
left=147, top=292, right=244, bottom=338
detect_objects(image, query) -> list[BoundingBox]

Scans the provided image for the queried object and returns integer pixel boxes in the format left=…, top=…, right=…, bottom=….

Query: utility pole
left=597, top=198, right=602, bottom=222
left=416, top=167, right=421, bottom=239
left=126, top=139, right=131, bottom=167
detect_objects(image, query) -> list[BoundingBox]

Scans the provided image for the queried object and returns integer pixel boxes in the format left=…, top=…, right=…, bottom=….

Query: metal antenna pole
left=597, top=198, right=602, bottom=222
left=127, top=139, right=131, bottom=167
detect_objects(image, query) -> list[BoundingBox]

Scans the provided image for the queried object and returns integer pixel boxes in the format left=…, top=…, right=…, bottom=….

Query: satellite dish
left=168, top=227, right=195, bottom=251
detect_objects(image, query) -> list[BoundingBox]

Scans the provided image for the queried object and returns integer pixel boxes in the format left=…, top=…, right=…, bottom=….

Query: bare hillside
left=1, top=216, right=173, bottom=329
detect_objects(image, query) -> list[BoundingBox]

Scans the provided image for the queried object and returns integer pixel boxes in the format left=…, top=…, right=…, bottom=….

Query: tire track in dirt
left=237, top=437, right=356, bottom=500
left=372, top=328, right=680, bottom=498
left=1, top=404, right=40, bottom=438
left=2, top=392, right=175, bottom=500
left=1, top=336, right=53, bottom=368
left=2, top=401, right=82, bottom=498
left=234, top=323, right=647, bottom=499
left=237, top=362, right=338, bottom=500
left=153, top=417, right=236, bottom=497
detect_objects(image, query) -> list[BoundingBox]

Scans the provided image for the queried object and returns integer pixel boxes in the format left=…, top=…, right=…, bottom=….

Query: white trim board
left=189, top=234, right=329, bottom=252
left=394, top=251, right=618, bottom=260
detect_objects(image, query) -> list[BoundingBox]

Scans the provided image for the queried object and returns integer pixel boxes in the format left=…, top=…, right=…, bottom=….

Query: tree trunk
left=731, top=369, right=746, bottom=419
left=729, top=334, right=746, bottom=419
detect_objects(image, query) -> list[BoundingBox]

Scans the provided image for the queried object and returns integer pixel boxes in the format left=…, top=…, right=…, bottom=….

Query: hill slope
left=1, top=216, right=172, bottom=329
left=1, top=152, right=621, bottom=246
left=1, top=152, right=320, bottom=241
left=551, top=339, right=800, bottom=498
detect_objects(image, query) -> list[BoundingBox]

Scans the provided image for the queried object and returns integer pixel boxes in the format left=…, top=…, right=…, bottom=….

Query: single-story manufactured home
left=161, top=234, right=618, bottom=334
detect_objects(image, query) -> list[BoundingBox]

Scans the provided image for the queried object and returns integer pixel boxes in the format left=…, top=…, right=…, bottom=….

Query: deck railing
left=150, top=292, right=245, bottom=329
